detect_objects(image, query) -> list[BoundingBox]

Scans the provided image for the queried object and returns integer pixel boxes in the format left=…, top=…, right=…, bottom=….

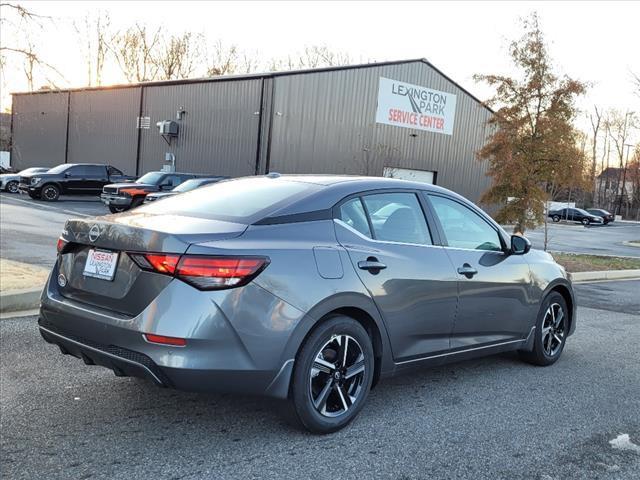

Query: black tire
left=581, top=218, right=590, bottom=226
left=552, top=215, right=560, bottom=222
left=108, top=204, right=127, bottom=214
left=6, top=181, right=18, bottom=193
left=519, top=291, right=569, bottom=366
left=41, top=184, right=60, bottom=202
left=129, top=196, right=144, bottom=210
left=291, top=315, right=374, bottom=434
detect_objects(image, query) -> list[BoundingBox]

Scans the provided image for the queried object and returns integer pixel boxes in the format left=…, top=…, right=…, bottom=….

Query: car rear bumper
left=38, top=263, right=304, bottom=398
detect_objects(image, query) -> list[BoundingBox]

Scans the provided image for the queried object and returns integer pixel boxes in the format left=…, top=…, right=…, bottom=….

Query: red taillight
left=143, top=333, right=186, bottom=347
left=57, top=237, right=68, bottom=254
left=145, top=254, right=180, bottom=274
left=130, top=253, right=180, bottom=274
left=129, top=253, right=268, bottom=290
left=177, top=256, right=268, bottom=290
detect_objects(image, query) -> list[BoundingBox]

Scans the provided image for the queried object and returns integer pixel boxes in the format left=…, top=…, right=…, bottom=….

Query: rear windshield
left=138, top=177, right=322, bottom=223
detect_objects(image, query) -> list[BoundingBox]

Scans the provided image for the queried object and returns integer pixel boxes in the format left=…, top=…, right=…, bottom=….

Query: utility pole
left=617, top=143, right=634, bottom=217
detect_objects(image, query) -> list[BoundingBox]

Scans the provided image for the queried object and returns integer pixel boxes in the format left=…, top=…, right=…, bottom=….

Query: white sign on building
left=375, top=77, right=457, bottom=135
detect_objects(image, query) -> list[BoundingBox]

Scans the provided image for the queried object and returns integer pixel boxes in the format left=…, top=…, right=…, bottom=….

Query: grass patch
left=551, top=252, right=640, bottom=273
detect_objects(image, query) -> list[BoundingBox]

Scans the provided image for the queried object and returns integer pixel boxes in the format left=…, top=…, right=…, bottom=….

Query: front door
left=425, top=193, right=533, bottom=349
left=334, top=191, right=458, bottom=362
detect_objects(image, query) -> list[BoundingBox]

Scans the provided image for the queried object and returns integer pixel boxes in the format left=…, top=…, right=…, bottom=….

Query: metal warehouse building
left=10, top=59, right=493, bottom=202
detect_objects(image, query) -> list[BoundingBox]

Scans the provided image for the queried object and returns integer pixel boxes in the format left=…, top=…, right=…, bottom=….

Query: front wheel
left=519, top=292, right=568, bottom=366
left=41, top=184, right=60, bottom=201
left=291, top=315, right=374, bottom=434
left=6, top=181, right=18, bottom=193
left=581, top=218, right=590, bottom=226
left=108, top=205, right=127, bottom=214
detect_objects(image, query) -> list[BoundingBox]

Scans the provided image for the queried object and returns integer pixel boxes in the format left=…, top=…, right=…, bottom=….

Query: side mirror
left=64, top=172, right=72, bottom=178
left=510, top=235, right=531, bottom=255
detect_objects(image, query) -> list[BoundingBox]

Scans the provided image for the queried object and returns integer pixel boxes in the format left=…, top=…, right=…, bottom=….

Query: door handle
left=358, top=257, right=387, bottom=273
left=457, top=264, right=478, bottom=278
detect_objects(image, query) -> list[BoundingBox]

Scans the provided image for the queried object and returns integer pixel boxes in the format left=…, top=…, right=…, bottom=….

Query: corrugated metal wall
left=267, top=62, right=493, bottom=202
left=11, top=92, right=69, bottom=170
left=10, top=61, right=494, bottom=203
left=138, top=80, right=262, bottom=176
left=67, top=88, right=140, bottom=175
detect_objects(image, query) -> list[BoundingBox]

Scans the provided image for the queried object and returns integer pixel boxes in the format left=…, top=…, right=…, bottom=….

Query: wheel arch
left=543, top=279, right=576, bottom=336
left=285, top=292, right=394, bottom=394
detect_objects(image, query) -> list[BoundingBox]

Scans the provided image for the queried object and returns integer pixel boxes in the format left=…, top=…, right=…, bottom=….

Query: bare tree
left=607, top=110, right=638, bottom=215
left=73, top=12, right=112, bottom=86
left=110, top=23, right=161, bottom=82
left=155, top=32, right=204, bottom=80
left=588, top=106, right=602, bottom=205
left=205, top=40, right=240, bottom=76
left=0, top=2, right=64, bottom=87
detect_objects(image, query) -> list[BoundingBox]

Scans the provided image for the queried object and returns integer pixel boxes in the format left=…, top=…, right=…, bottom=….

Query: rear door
left=425, top=193, right=532, bottom=348
left=83, top=165, right=108, bottom=192
left=334, top=190, right=458, bottom=361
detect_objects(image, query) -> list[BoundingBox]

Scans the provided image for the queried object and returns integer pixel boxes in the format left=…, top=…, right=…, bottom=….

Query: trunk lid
left=57, top=212, right=248, bottom=316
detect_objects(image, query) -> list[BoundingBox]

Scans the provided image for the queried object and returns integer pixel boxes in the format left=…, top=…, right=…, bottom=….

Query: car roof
left=257, top=174, right=469, bottom=218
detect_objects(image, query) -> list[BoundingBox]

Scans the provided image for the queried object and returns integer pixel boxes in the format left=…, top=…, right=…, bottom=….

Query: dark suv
left=19, top=164, right=134, bottom=201
left=101, top=171, right=203, bottom=213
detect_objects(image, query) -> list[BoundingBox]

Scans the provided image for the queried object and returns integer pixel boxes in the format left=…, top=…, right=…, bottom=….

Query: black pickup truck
left=19, top=163, right=134, bottom=201
left=101, top=171, right=203, bottom=213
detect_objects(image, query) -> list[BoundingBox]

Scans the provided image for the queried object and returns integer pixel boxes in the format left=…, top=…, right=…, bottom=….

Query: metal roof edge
left=10, top=57, right=493, bottom=113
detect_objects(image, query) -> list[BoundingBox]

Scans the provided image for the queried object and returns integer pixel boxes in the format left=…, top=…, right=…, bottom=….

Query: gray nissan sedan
left=38, top=175, right=576, bottom=433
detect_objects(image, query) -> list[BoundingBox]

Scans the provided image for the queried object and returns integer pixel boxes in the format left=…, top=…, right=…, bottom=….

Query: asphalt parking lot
left=0, top=193, right=107, bottom=267
left=523, top=221, right=640, bottom=258
left=1, top=282, right=639, bottom=480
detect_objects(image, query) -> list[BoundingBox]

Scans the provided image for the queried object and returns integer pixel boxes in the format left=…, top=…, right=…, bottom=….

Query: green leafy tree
left=474, top=13, right=587, bottom=234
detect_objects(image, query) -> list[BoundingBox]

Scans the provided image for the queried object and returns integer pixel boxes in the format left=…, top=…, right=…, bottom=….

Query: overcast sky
left=3, top=0, right=639, bottom=127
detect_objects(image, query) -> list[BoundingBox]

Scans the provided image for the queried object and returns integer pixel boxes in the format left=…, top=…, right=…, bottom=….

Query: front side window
left=428, top=195, right=502, bottom=251
left=362, top=193, right=431, bottom=245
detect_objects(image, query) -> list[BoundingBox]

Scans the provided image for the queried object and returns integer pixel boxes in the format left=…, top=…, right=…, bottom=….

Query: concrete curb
left=622, top=241, right=640, bottom=248
left=0, top=288, right=41, bottom=314
left=569, top=269, right=640, bottom=282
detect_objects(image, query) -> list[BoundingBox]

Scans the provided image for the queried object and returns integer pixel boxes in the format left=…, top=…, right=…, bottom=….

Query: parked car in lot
left=143, top=176, right=227, bottom=203
left=1, top=167, right=49, bottom=193
left=586, top=208, right=614, bottom=225
left=39, top=175, right=576, bottom=433
left=548, top=207, right=603, bottom=225
left=19, top=163, right=134, bottom=201
left=101, top=171, right=205, bottom=213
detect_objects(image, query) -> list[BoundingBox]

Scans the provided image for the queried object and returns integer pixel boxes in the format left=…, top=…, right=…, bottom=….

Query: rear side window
left=83, top=165, right=106, bottom=177
left=362, top=193, right=432, bottom=245
left=139, top=177, right=321, bottom=223
left=338, top=198, right=371, bottom=238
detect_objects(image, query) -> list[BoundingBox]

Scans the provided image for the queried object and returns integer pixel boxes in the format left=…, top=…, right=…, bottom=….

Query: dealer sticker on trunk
left=83, top=249, right=119, bottom=281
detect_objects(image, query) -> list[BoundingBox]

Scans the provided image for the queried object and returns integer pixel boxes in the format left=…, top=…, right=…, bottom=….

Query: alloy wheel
left=7, top=181, right=18, bottom=193
left=541, top=302, right=565, bottom=357
left=309, top=334, right=366, bottom=418
left=43, top=186, right=58, bottom=200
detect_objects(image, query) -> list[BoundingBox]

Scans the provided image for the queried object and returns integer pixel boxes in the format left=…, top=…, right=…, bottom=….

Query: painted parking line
left=0, top=194, right=94, bottom=217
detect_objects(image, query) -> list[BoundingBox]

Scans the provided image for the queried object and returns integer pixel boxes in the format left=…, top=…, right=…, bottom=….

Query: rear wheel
left=552, top=215, right=560, bottom=222
left=291, top=315, right=374, bottom=434
left=6, top=181, right=18, bottom=193
left=41, top=184, right=60, bottom=201
left=519, top=291, right=568, bottom=366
